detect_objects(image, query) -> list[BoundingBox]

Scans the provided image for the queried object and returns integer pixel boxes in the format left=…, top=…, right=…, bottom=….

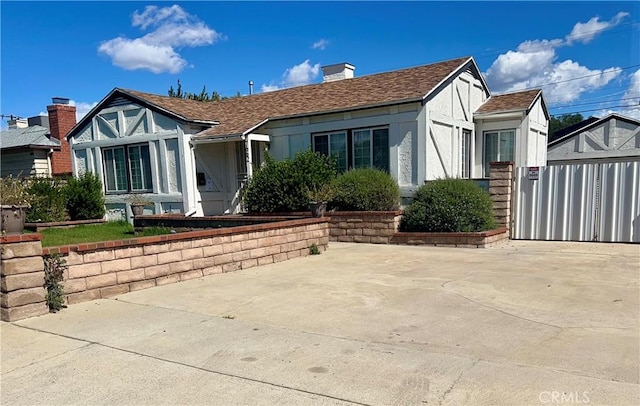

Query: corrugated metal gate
left=513, top=162, right=640, bottom=242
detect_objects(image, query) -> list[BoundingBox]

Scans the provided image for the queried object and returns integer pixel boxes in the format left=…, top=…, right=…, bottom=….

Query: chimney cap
left=51, top=97, right=70, bottom=105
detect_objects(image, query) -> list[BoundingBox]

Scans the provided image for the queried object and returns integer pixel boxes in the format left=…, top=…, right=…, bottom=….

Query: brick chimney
left=47, top=97, right=76, bottom=176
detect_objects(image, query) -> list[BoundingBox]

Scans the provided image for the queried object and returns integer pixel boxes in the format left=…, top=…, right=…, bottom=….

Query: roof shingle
left=475, top=89, right=542, bottom=114
left=122, top=56, right=473, bottom=137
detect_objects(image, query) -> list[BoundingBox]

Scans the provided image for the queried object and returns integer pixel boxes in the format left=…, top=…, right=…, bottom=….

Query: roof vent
left=322, top=63, right=355, bottom=83
left=51, top=97, right=70, bottom=105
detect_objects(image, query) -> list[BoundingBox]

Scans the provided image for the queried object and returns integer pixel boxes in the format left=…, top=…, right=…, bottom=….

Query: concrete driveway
left=2, top=241, right=639, bottom=405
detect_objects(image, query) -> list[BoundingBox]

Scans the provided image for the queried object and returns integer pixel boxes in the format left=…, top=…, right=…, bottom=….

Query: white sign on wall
left=528, top=166, right=540, bottom=180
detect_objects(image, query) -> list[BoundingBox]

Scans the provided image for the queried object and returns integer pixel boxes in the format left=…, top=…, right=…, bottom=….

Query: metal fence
left=513, top=161, right=640, bottom=243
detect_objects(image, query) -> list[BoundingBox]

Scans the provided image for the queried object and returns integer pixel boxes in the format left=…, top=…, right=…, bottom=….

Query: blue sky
left=1, top=1, right=639, bottom=129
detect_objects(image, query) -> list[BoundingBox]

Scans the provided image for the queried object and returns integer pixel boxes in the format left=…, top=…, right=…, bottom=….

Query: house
left=65, top=56, right=549, bottom=218
left=547, top=113, right=640, bottom=165
left=0, top=98, right=76, bottom=178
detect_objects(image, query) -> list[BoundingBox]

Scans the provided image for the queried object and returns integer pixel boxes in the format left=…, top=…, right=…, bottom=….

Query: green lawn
left=41, top=221, right=171, bottom=247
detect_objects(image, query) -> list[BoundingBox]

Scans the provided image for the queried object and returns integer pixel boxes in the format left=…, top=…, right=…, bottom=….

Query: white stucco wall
left=474, top=96, right=549, bottom=176
left=424, top=70, right=487, bottom=181
left=264, top=103, right=421, bottom=194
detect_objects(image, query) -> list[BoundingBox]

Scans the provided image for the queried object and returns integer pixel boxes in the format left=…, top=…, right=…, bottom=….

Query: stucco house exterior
left=547, top=113, right=640, bottom=165
left=65, top=56, right=549, bottom=218
left=0, top=99, right=76, bottom=178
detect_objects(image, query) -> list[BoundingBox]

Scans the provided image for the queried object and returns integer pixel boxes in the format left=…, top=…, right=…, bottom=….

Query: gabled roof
left=475, top=89, right=547, bottom=118
left=69, top=56, right=480, bottom=140
left=548, top=116, right=599, bottom=144
left=548, top=113, right=640, bottom=147
left=0, top=125, right=60, bottom=151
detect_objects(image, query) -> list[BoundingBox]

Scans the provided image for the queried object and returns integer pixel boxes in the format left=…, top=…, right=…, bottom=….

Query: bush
left=330, top=168, right=400, bottom=211
left=244, top=150, right=336, bottom=212
left=66, top=172, right=105, bottom=220
left=400, top=178, right=496, bottom=232
left=25, top=178, right=68, bottom=223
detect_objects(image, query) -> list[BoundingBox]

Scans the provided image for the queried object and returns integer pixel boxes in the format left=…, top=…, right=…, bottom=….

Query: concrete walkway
left=2, top=241, right=639, bottom=405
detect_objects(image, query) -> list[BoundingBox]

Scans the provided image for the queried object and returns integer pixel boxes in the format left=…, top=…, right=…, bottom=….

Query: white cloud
left=283, top=60, right=320, bottom=86
left=485, top=13, right=627, bottom=103
left=623, top=69, right=640, bottom=107
left=565, top=12, right=629, bottom=44
left=261, top=59, right=321, bottom=93
left=261, top=84, right=281, bottom=93
left=99, top=4, right=222, bottom=74
left=70, top=100, right=98, bottom=121
left=36, top=100, right=98, bottom=122
left=312, top=39, right=329, bottom=50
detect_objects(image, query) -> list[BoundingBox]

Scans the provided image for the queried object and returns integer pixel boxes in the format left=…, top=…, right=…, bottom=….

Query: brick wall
left=489, top=162, right=515, bottom=231
left=328, top=211, right=402, bottom=244
left=43, top=218, right=329, bottom=306
left=391, top=228, right=509, bottom=248
left=47, top=102, right=76, bottom=175
left=1, top=234, right=49, bottom=321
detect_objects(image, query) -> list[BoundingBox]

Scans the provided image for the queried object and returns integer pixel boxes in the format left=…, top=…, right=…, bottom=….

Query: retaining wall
left=391, top=227, right=509, bottom=248
left=0, top=234, right=49, bottom=321
left=328, top=211, right=402, bottom=244
left=42, top=218, right=329, bottom=306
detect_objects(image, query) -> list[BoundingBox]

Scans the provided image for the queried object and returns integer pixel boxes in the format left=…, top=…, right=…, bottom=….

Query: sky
left=1, top=1, right=639, bottom=129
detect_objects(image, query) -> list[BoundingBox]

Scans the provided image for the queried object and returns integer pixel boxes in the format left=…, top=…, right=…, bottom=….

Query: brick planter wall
left=391, top=227, right=509, bottom=248
left=42, top=218, right=329, bottom=306
left=489, top=161, right=515, bottom=231
left=1, top=234, right=49, bottom=321
left=328, top=211, right=402, bottom=244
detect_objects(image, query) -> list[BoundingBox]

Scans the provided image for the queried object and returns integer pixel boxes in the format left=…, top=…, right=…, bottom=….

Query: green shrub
left=25, top=178, right=68, bottom=223
left=330, top=168, right=400, bottom=211
left=400, top=178, right=496, bottom=232
left=66, top=172, right=105, bottom=220
left=244, top=150, right=336, bottom=212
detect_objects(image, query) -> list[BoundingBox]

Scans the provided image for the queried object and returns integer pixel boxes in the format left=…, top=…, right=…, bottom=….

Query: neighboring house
left=0, top=98, right=76, bottom=178
left=65, top=56, right=549, bottom=217
left=547, top=113, right=640, bottom=165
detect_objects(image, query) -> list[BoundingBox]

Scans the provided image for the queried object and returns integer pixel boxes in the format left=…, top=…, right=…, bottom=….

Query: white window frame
left=102, top=143, right=153, bottom=194
left=461, top=129, right=472, bottom=179
left=352, top=126, right=389, bottom=171
left=483, top=129, right=515, bottom=178
left=312, top=132, right=347, bottom=172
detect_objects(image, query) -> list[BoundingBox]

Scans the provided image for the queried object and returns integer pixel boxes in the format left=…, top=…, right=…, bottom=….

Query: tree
left=167, top=80, right=239, bottom=101
left=549, top=113, right=584, bottom=136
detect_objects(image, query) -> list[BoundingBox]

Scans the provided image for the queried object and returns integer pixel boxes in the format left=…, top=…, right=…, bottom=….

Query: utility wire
left=516, top=64, right=640, bottom=92
left=551, top=95, right=640, bottom=109
left=549, top=104, right=639, bottom=115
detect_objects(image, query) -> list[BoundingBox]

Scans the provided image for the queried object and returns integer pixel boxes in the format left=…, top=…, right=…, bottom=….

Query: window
left=312, top=127, right=389, bottom=173
left=461, top=129, right=471, bottom=179
left=313, top=132, right=347, bottom=172
left=484, top=130, right=514, bottom=177
left=103, top=144, right=153, bottom=193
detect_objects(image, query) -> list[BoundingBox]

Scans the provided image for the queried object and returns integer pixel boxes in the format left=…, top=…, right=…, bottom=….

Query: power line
left=518, top=64, right=640, bottom=92
left=549, top=104, right=640, bottom=116
left=551, top=95, right=640, bottom=109
left=473, top=22, right=640, bottom=60
left=546, top=88, right=632, bottom=104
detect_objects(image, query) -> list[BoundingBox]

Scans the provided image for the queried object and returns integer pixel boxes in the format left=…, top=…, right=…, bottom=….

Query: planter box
left=328, top=211, right=403, bottom=244
left=391, top=227, right=509, bottom=248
